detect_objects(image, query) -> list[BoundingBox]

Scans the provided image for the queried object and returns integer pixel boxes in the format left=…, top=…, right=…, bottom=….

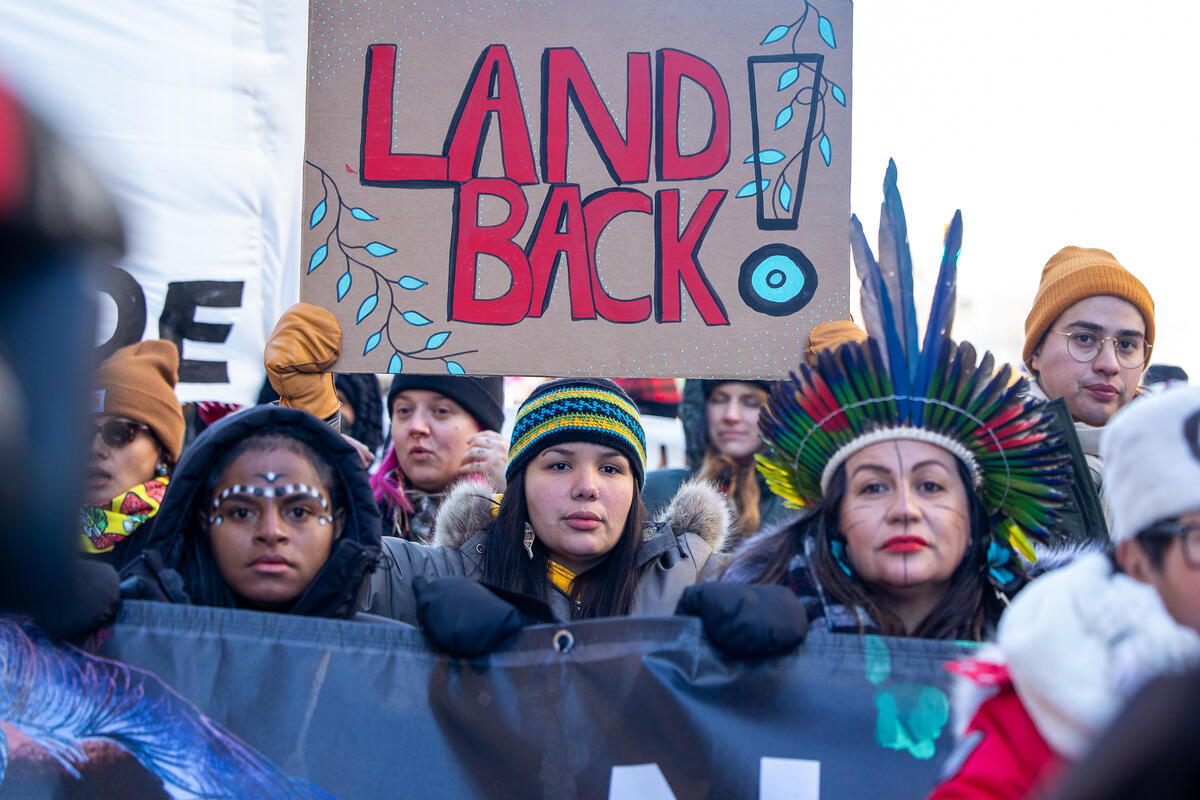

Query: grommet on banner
left=553, top=629, right=574, bottom=654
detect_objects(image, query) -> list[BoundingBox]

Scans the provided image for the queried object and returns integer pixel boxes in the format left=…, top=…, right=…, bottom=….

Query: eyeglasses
left=1141, top=520, right=1200, bottom=569
left=1052, top=329, right=1150, bottom=369
left=94, top=419, right=152, bottom=448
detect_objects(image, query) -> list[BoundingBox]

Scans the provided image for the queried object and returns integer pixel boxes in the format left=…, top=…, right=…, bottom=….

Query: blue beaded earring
left=830, top=539, right=853, bottom=577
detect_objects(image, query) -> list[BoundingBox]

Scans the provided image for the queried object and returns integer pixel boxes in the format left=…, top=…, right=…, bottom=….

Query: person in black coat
left=122, top=405, right=381, bottom=618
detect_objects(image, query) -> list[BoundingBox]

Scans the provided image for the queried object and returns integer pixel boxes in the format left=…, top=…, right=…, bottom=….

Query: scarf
left=548, top=559, right=577, bottom=596
left=80, top=477, right=169, bottom=553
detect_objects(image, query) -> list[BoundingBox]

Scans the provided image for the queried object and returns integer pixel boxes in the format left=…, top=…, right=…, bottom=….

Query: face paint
left=208, top=483, right=332, bottom=526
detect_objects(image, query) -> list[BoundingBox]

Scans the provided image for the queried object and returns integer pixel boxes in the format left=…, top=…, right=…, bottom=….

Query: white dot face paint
left=205, top=448, right=338, bottom=611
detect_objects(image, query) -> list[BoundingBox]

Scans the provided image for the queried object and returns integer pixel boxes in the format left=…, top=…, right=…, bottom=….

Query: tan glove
left=264, top=302, right=342, bottom=419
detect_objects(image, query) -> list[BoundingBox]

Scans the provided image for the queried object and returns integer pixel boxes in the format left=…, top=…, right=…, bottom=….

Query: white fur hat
left=1101, top=385, right=1200, bottom=542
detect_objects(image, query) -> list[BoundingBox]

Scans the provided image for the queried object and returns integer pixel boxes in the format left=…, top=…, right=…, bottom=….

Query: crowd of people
left=5, top=82, right=1197, bottom=797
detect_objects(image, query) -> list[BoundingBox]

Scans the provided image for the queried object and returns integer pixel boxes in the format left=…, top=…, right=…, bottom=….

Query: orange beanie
left=93, top=340, right=185, bottom=463
left=1022, top=246, right=1154, bottom=368
left=805, top=319, right=868, bottom=367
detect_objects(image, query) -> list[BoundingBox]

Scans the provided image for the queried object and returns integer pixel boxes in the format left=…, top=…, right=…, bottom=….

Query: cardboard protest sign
left=303, top=0, right=852, bottom=378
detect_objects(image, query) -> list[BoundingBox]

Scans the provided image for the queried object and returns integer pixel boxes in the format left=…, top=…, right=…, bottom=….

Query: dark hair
left=698, top=452, right=760, bottom=541
left=177, top=426, right=342, bottom=609
left=721, top=460, right=1009, bottom=640
left=479, top=468, right=647, bottom=619
left=1134, top=529, right=1177, bottom=572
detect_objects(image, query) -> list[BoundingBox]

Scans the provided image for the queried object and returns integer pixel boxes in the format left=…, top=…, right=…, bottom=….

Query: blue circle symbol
left=738, top=244, right=818, bottom=317
left=751, top=254, right=806, bottom=303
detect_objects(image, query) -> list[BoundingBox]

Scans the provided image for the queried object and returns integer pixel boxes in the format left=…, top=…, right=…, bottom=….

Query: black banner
left=2, top=601, right=974, bottom=799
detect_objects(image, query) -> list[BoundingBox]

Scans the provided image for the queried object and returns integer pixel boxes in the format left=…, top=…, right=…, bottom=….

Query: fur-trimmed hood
left=432, top=477, right=731, bottom=554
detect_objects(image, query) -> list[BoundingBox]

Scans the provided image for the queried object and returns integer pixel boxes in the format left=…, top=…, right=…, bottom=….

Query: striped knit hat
left=507, top=378, right=647, bottom=488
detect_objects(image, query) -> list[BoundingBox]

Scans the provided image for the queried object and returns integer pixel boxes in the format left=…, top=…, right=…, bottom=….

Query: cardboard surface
left=303, top=0, right=852, bottom=377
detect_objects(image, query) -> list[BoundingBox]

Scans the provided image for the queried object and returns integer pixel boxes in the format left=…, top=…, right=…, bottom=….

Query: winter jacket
left=120, top=405, right=382, bottom=619
left=641, top=379, right=795, bottom=541
left=929, top=552, right=1200, bottom=799
left=361, top=478, right=731, bottom=624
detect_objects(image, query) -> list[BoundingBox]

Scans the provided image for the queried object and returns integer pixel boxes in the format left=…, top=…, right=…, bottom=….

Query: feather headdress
left=756, top=161, right=1072, bottom=562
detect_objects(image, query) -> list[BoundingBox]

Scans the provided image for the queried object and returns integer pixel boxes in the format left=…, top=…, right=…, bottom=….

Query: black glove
left=414, top=576, right=529, bottom=657
left=35, top=558, right=121, bottom=642
left=119, top=549, right=191, bottom=604
left=676, top=583, right=808, bottom=658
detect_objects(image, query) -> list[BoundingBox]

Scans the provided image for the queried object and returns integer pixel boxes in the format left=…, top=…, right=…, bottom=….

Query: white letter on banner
left=760, top=757, right=820, bottom=800
left=608, top=764, right=677, bottom=799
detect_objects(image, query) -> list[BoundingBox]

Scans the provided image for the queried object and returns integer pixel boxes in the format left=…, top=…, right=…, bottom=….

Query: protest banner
left=2, top=602, right=969, bottom=799
left=303, top=0, right=853, bottom=378
left=0, top=0, right=309, bottom=405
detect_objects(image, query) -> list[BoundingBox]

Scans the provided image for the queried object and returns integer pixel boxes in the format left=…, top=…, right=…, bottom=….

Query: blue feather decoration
left=0, top=617, right=338, bottom=798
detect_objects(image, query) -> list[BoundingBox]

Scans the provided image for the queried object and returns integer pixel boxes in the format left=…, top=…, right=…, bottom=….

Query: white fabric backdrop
left=0, top=0, right=308, bottom=404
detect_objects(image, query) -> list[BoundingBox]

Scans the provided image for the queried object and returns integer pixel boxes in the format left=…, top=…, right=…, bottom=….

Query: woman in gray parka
left=360, top=378, right=729, bottom=624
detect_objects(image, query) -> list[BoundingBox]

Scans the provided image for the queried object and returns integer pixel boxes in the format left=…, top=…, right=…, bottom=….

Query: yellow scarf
left=80, top=477, right=169, bottom=553
left=547, top=560, right=577, bottom=596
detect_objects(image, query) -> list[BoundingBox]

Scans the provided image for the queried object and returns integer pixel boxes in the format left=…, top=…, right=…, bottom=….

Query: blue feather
left=879, top=160, right=919, bottom=383
left=849, top=215, right=887, bottom=362
left=0, top=618, right=338, bottom=799
left=913, top=210, right=963, bottom=413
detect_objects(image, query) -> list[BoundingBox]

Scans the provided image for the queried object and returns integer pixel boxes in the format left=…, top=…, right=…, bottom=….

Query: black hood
left=140, top=405, right=381, bottom=618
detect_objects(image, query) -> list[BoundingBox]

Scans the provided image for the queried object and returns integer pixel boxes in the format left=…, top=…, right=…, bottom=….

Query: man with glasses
left=929, top=386, right=1200, bottom=799
left=1022, top=245, right=1155, bottom=489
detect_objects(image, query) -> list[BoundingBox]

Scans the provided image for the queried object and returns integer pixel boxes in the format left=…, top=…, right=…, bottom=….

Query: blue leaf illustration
left=365, top=242, right=396, bottom=257
left=774, top=106, right=793, bottom=130
left=350, top=207, right=377, bottom=221
left=818, top=15, right=836, bottom=48
left=387, top=353, right=403, bottom=373
left=336, top=271, right=351, bottom=301
left=735, top=179, right=770, bottom=198
left=425, top=331, right=450, bottom=350
left=446, top=361, right=465, bottom=375
left=401, top=310, right=432, bottom=326
left=778, top=67, right=799, bottom=91
left=831, top=83, right=846, bottom=106
left=397, top=276, right=428, bottom=290
left=309, top=199, right=326, bottom=229
left=307, top=245, right=327, bottom=273
left=744, top=149, right=786, bottom=165
left=819, top=134, right=832, bottom=165
left=780, top=180, right=793, bottom=211
left=356, top=294, right=378, bottom=324
left=761, top=24, right=789, bottom=45
left=363, top=331, right=382, bottom=354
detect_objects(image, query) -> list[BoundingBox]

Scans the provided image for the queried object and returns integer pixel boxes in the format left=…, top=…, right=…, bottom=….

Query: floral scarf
left=80, top=477, right=169, bottom=553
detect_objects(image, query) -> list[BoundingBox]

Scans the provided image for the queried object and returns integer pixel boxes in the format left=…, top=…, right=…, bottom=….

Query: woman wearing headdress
left=718, top=162, right=1073, bottom=641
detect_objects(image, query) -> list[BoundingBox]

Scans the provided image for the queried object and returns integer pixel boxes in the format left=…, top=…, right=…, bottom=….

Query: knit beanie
left=1023, top=246, right=1155, bottom=368
left=1101, top=386, right=1200, bottom=543
left=386, top=374, right=504, bottom=432
left=506, top=378, right=647, bottom=489
left=92, top=340, right=185, bottom=462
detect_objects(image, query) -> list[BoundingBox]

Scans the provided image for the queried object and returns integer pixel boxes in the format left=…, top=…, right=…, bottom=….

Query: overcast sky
left=849, top=0, right=1199, bottom=378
